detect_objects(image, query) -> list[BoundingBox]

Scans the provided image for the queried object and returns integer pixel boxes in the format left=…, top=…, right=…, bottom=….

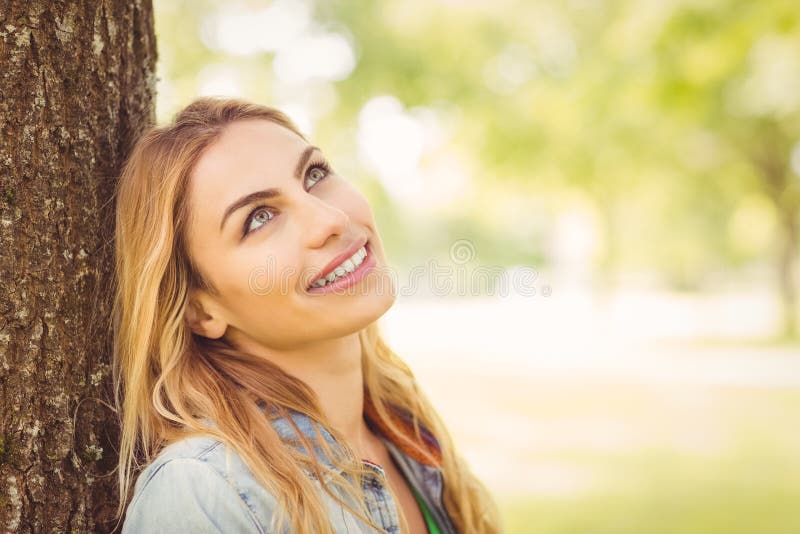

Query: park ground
left=381, top=289, right=800, bottom=533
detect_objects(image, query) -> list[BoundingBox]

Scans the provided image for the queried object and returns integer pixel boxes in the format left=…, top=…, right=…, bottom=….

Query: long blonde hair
left=112, top=96, right=501, bottom=533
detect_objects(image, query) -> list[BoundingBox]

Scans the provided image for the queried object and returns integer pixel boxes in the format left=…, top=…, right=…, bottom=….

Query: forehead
left=189, top=118, right=306, bottom=205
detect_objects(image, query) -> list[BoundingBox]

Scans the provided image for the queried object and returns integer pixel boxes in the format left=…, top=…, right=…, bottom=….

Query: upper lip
left=310, top=238, right=368, bottom=287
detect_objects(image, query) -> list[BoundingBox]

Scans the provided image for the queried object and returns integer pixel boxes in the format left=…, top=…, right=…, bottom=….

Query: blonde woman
left=113, top=97, right=501, bottom=533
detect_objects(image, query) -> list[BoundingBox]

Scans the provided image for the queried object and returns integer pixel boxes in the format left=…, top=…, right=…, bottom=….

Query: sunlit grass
left=499, top=441, right=800, bottom=533
left=489, top=385, right=800, bottom=533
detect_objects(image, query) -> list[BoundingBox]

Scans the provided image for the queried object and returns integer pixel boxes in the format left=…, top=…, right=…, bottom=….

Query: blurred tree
left=653, top=0, right=800, bottom=336
left=0, top=1, right=156, bottom=531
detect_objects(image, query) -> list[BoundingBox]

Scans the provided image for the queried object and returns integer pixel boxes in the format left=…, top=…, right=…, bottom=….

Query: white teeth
left=310, top=245, right=368, bottom=288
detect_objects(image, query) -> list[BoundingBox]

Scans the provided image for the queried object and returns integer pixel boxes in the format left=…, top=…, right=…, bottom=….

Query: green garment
left=411, top=485, right=442, bottom=534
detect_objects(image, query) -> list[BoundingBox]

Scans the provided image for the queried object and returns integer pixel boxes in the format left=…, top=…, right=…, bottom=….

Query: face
left=184, top=118, right=396, bottom=351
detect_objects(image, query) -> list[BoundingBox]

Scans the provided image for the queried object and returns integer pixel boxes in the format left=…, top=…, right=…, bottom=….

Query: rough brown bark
left=0, top=1, right=156, bottom=532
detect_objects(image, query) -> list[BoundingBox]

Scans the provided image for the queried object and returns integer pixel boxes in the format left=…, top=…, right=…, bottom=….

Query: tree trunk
left=0, top=1, right=156, bottom=532
left=778, top=206, right=799, bottom=340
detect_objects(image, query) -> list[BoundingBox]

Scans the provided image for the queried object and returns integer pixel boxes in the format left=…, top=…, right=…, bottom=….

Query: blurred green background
left=153, top=1, right=800, bottom=532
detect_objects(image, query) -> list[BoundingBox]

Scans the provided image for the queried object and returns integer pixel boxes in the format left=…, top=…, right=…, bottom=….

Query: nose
left=298, top=193, right=350, bottom=249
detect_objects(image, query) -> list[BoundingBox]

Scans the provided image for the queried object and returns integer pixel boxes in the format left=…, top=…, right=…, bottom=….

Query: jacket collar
left=196, top=399, right=454, bottom=532
left=264, top=405, right=457, bottom=534
left=264, top=405, right=343, bottom=482
left=258, top=400, right=443, bottom=486
left=194, top=401, right=455, bottom=534
left=197, top=404, right=344, bottom=483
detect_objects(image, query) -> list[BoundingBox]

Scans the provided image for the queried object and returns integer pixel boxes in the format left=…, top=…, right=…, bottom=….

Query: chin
left=330, top=292, right=396, bottom=337
left=362, top=289, right=397, bottom=320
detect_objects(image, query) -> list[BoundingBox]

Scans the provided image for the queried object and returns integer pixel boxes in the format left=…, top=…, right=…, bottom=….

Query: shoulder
left=122, top=435, right=272, bottom=533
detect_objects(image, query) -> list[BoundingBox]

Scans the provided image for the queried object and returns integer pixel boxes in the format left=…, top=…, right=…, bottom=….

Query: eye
left=241, top=160, right=332, bottom=239
left=243, top=206, right=275, bottom=237
left=305, top=160, right=332, bottom=189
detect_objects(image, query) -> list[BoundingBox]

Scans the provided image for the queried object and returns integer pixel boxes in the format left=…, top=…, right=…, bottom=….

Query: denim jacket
left=121, top=406, right=458, bottom=533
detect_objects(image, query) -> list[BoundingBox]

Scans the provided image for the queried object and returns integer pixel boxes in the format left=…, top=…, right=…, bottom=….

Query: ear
left=185, top=290, right=228, bottom=339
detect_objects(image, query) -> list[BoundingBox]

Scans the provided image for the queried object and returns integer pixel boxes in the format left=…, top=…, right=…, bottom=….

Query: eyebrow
left=218, top=145, right=320, bottom=233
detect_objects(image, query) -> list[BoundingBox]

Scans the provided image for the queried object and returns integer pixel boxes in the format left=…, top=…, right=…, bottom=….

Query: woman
left=113, top=97, right=501, bottom=533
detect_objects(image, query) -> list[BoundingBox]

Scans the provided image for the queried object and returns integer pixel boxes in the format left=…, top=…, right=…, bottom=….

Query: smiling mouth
left=307, top=242, right=372, bottom=291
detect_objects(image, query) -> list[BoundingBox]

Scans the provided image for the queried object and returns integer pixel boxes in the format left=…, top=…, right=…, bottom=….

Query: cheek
left=235, top=252, right=301, bottom=300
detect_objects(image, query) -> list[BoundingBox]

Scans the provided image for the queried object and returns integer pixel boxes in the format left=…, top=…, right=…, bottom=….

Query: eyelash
left=241, top=159, right=333, bottom=238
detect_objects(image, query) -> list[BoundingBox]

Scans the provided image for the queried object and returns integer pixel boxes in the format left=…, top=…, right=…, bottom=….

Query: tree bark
left=0, top=1, right=156, bottom=532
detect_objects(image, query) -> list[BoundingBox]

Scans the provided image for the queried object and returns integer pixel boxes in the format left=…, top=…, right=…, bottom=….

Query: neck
left=228, top=330, right=385, bottom=461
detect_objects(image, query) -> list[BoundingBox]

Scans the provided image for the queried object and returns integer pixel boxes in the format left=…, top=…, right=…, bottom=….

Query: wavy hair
left=112, top=96, right=501, bottom=533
